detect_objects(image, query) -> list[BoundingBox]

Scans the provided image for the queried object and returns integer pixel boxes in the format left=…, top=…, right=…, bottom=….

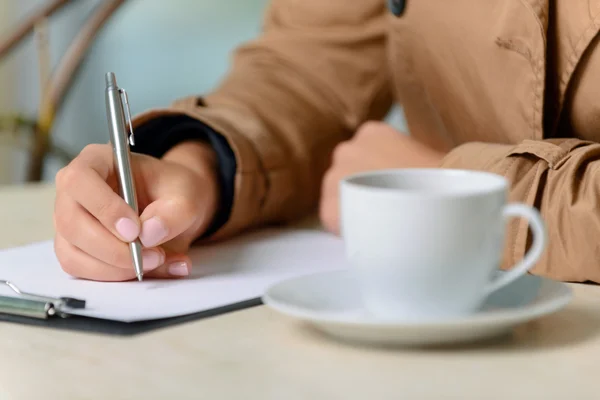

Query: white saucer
left=262, top=269, right=573, bottom=347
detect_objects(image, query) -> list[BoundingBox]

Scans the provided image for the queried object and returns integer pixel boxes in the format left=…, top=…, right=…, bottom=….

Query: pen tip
left=136, top=273, right=143, bottom=282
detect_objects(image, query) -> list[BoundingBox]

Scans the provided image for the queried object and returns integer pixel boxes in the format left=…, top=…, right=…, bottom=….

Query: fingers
left=319, top=169, right=341, bottom=235
left=53, top=142, right=202, bottom=282
left=56, top=144, right=141, bottom=242
left=55, top=234, right=191, bottom=281
left=55, top=234, right=133, bottom=282
left=146, top=254, right=192, bottom=279
left=54, top=194, right=165, bottom=271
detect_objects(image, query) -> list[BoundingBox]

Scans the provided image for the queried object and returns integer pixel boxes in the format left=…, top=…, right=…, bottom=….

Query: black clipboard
left=0, top=279, right=262, bottom=336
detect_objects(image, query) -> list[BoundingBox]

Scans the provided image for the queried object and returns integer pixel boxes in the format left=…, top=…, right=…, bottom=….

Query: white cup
left=340, top=168, right=547, bottom=320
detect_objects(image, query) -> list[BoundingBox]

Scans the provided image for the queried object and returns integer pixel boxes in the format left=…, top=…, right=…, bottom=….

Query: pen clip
left=118, top=88, right=135, bottom=146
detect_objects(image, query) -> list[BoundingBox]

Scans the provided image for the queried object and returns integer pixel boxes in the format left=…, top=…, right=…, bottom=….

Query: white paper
left=0, top=228, right=348, bottom=322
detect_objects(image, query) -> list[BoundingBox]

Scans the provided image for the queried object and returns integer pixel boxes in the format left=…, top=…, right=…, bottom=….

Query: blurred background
left=0, top=0, right=405, bottom=186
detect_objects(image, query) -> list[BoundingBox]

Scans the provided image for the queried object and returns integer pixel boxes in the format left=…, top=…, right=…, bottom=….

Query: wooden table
left=1, top=183, right=600, bottom=399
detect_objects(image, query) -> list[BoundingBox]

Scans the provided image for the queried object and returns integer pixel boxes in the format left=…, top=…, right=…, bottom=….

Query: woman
left=53, top=0, right=600, bottom=282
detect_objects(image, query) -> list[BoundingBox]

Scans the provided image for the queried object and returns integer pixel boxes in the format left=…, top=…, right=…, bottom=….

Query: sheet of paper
left=0, top=228, right=348, bottom=322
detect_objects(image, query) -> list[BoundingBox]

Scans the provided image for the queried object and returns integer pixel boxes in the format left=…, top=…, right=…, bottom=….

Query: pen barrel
left=105, top=84, right=138, bottom=212
left=130, top=240, right=144, bottom=270
left=0, top=296, right=54, bottom=319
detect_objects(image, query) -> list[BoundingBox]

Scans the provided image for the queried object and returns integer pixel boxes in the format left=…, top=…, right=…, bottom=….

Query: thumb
left=138, top=195, right=208, bottom=252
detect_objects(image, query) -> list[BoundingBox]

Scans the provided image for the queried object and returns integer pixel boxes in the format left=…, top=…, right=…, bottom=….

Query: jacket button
left=388, top=0, right=406, bottom=16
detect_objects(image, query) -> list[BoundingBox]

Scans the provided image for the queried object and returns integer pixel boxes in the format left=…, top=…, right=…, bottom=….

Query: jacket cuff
left=131, top=114, right=236, bottom=237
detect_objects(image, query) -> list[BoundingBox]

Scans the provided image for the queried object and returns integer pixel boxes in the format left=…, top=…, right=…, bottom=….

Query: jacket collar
left=497, top=0, right=600, bottom=134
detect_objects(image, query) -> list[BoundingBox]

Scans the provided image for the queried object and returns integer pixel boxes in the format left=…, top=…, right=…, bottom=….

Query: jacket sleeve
left=131, top=0, right=393, bottom=240
left=441, top=138, right=600, bottom=283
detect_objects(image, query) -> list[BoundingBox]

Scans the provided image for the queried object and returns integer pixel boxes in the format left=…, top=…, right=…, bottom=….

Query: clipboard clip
left=0, top=280, right=86, bottom=320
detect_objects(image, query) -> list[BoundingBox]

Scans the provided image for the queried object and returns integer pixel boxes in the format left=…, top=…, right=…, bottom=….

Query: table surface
left=1, top=183, right=600, bottom=399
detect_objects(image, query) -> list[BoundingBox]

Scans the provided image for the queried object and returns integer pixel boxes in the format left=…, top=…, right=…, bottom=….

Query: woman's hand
left=53, top=141, right=219, bottom=281
left=319, top=121, right=445, bottom=234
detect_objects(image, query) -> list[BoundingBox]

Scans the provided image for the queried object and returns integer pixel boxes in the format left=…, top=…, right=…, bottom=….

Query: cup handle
left=483, top=203, right=548, bottom=297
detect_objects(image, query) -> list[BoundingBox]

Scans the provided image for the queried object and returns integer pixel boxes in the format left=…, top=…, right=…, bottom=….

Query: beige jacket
left=132, top=0, right=600, bottom=283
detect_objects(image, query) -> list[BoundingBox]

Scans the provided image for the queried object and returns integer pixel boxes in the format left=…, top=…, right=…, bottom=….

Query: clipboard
left=0, top=280, right=262, bottom=336
left=0, top=228, right=346, bottom=336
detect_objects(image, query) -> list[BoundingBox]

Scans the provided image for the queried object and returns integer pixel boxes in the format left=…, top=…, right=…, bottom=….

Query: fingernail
left=115, top=218, right=139, bottom=242
left=168, top=261, right=189, bottom=277
left=139, top=217, right=168, bottom=247
left=142, top=249, right=164, bottom=272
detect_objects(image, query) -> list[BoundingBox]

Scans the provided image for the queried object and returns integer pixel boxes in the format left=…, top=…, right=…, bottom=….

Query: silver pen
left=104, top=72, right=144, bottom=281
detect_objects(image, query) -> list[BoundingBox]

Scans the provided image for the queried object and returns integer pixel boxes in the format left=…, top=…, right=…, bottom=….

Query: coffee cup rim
left=340, top=168, right=508, bottom=198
